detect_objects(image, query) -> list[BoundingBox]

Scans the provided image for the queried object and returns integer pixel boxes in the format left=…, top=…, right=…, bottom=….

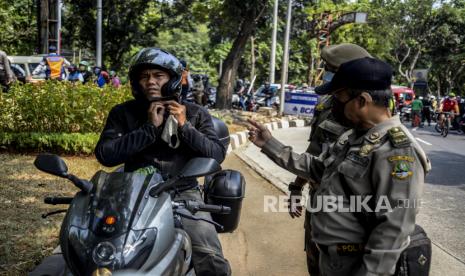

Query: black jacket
left=95, top=99, right=226, bottom=179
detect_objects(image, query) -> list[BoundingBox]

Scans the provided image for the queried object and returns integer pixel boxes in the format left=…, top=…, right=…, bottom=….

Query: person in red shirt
left=438, top=92, right=460, bottom=128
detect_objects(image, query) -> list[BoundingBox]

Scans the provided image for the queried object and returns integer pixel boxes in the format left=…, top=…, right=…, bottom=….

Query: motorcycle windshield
left=88, top=171, right=163, bottom=237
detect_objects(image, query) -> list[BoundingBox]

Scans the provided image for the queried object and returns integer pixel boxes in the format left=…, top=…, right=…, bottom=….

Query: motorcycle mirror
left=34, top=154, right=69, bottom=178
left=180, top=158, right=221, bottom=179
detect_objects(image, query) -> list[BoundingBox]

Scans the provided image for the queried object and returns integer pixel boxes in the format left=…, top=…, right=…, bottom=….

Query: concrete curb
left=227, top=119, right=309, bottom=153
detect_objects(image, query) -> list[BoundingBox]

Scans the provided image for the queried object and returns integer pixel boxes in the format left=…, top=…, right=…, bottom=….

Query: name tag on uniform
left=346, top=151, right=369, bottom=167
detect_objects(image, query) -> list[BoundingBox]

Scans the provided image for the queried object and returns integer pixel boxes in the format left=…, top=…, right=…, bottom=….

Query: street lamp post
left=279, top=0, right=293, bottom=115
left=269, top=0, right=279, bottom=83
left=96, top=0, right=102, bottom=67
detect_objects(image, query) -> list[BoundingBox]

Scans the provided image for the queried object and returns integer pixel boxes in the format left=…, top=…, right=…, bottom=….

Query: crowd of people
left=0, top=46, right=122, bottom=92
left=401, top=93, right=464, bottom=130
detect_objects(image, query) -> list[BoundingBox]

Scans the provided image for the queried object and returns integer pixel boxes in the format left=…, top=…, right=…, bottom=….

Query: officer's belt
left=317, top=243, right=368, bottom=256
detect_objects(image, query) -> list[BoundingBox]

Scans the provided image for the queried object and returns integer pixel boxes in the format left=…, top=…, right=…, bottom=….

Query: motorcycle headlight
left=92, top=242, right=116, bottom=266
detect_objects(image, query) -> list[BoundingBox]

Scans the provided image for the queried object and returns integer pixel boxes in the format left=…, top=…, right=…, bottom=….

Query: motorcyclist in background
left=234, top=79, right=246, bottom=110
left=262, top=81, right=274, bottom=107
left=78, top=61, right=92, bottom=84
left=94, top=47, right=231, bottom=275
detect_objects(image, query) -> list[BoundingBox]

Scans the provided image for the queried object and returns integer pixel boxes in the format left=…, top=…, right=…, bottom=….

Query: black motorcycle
left=30, top=119, right=246, bottom=276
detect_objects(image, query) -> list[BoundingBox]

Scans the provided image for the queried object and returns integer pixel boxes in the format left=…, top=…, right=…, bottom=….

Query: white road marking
left=416, top=137, right=432, bottom=146
left=412, top=127, right=418, bottom=131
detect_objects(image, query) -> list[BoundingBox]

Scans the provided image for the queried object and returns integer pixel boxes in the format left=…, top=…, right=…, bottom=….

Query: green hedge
left=0, top=132, right=100, bottom=154
left=0, top=82, right=132, bottom=154
left=0, top=81, right=132, bottom=133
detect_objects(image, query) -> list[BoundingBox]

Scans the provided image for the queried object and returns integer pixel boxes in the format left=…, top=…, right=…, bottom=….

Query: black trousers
left=175, top=188, right=231, bottom=276
left=305, top=188, right=321, bottom=275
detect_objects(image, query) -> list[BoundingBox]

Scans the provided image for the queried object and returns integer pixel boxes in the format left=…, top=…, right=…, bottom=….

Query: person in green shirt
left=411, top=95, right=423, bottom=127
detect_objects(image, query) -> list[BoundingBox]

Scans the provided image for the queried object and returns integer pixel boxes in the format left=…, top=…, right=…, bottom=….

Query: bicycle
left=435, top=112, right=453, bottom=137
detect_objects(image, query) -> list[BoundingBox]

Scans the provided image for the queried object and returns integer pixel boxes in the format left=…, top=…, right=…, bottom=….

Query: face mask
left=332, top=96, right=356, bottom=128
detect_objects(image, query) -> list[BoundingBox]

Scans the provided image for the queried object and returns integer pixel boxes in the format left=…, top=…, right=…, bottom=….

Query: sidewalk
left=235, top=126, right=465, bottom=276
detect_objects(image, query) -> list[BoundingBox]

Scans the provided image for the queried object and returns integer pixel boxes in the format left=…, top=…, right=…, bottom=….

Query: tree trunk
left=216, top=19, right=256, bottom=109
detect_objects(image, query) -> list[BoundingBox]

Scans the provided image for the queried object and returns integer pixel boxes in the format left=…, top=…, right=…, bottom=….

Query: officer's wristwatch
left=288, top=182, right=304, bottom=192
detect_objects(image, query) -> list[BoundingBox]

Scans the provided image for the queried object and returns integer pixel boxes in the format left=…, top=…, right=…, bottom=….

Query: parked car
left=10, top=63, right=27, bottom=83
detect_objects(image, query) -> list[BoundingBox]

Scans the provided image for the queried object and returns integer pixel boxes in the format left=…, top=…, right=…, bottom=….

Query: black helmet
left=49, top=45, right=57, bottom=52
left=128, top=48, right=183, bottom=101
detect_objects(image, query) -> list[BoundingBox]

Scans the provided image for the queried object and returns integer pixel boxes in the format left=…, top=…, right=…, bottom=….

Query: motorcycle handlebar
left=198, top=204, right=231, bottom=215
left=176, top=200, right=231, bottom=215
left=44, top=197, right=73, bottom=205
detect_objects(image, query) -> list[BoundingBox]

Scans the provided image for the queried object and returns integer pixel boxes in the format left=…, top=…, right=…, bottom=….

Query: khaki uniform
left=304, top=94, right=346, bottom=275
left=263, top=116, right=431, bottom=275
left=307, top=95, right=347, bottom=156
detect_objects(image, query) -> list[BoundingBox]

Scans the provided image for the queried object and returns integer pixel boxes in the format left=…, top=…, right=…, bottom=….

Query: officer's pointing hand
left=247, top=119, right=272, bottom=148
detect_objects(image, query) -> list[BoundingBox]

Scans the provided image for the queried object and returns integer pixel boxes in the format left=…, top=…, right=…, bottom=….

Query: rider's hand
left=166, top=101, right=187, bottom=127
left=148, top=102, right=165, bottom=127
left=247, top=119, right=272, bottom=148
left=288, top=189, right=303, bottom=219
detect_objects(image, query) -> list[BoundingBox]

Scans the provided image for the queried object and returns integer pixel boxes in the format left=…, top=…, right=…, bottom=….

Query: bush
left=0, top=81, right=132, bottom=133
left=0, top=132, right=100, bottom=154
left=0, top=81, right=132, bottom=154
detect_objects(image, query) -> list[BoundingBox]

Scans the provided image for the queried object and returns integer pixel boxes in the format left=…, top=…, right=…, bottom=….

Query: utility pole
left=279, top=0, right=292, bottom=115
left=269, top=0, right=279, bottom=83
left=96, top=0, right=102, bottom=67
left=57, top=0, right=62, bottom=54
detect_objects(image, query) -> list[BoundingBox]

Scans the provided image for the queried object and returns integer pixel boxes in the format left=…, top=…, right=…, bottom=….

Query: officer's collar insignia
left=339, top=137, right=348, bottom=145
left=391, top=160, right=413, bottom=180
left=316, top=103, right=326, bottom=111
left=359, top=144, right=374, bottom=156
left=369, top=132, right=380, bottom=140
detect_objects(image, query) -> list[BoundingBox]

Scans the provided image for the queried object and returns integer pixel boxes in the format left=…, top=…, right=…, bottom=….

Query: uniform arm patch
left=388, top=155, right=415, bottom=180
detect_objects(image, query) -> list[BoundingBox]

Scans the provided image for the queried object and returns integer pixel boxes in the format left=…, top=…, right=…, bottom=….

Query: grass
left=0, top=154, right=108, bottom=275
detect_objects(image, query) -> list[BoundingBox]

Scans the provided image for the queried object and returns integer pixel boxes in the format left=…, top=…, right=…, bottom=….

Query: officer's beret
left=321, top=43, right=372, bottom=69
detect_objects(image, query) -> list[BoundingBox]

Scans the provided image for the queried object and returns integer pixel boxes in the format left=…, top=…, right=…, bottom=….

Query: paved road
left=237, top=124, right=465, bottom=274
left=407, top=124, right=465, bottom=262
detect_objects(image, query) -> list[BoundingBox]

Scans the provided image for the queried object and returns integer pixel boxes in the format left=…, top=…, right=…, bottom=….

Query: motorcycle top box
left=204, top=169, right=246, bottom=233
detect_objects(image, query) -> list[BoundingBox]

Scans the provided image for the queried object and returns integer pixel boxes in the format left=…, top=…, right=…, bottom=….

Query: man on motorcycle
left=438, top=92, right=460, bottom=129
left=262, top=81, right=274, bottom=107
left=95, top=48, right=231, bottom=275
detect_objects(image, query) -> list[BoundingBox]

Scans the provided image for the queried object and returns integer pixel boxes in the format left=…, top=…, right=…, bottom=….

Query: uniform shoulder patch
left=388, top=127, right=411, bottom=148
left=390, top=159, right=413, bottom=180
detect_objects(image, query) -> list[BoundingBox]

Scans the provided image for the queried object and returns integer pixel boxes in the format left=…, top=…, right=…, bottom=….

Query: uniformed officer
left=248, top=57, right=431, bottom=275
left=288, top=44, right=372, bottom=275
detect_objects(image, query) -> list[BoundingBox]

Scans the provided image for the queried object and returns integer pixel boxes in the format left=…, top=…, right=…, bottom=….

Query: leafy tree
left=425, top=3, right=465, bottom=95
left=0, top=0, right=37, bottom=55
left=204, top=0, right=270, bottom=109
